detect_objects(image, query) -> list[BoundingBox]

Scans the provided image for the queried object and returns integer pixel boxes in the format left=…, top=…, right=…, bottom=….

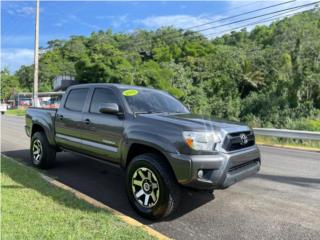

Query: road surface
left=1, top=115, right=320, bottom=240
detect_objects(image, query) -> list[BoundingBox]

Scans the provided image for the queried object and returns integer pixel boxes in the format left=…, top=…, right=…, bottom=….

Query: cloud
left=5, top=5, right=44, bottom=17
left=16, top=7, right=36, bottom=15
left=53, top=19, right=68, bottom=27
left=7, top=10, right=15, bottom=15
left=212, top=0, right=317, bottom=37
left=1, top=48, right=34, bottom=72
left=53, top=14, right=99, bottom=30
left=137, top=13, right=250, bottom=38
left=137, top=14, right=214, bottom=29
left=135, top=0, right=312, bottom=38
left=226, top=0, right=315, bottom=14
left=96, top=15, right=129, bottom=28
left=137, top=1, right=317, bottom=39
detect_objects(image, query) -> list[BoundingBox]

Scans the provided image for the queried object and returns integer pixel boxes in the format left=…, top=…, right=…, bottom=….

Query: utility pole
left=33, top=0, right=40, bottom=107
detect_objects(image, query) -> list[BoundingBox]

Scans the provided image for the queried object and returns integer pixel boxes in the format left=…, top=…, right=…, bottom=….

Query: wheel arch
left=31, top=122, right=55, bottom=146
left=31, top=123, right=45, bottom=136
left=124, top=143, right=178, bottom=182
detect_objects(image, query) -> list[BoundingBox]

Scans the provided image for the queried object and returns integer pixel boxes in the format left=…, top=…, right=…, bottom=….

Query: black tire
left=126, top=153, right=180, bottom=220
left=30, top=131, right=56, bottom=169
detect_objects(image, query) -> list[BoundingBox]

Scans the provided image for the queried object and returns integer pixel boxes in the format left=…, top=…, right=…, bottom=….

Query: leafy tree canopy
left=3, top=10, right=320, bottom=128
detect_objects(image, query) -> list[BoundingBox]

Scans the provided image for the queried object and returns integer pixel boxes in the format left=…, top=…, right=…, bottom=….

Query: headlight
left=182, top=131, right=220, bottom=151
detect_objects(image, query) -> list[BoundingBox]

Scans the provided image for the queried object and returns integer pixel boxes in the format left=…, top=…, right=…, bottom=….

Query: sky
left=1, top=0, right=316, bottom=72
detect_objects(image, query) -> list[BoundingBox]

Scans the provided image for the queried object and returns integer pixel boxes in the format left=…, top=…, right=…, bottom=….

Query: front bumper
left=168, top=145, right=261, bottom=190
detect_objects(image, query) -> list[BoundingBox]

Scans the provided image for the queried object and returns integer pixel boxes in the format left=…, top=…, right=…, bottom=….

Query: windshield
left=122, top=88, right=189, bottom=114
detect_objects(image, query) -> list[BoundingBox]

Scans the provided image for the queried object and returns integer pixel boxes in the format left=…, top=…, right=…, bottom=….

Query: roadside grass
left=5, top=109, right=26, bottom=116
left=256, top=135, right=320, bottom=151
left=0, top=156, right=154, bottom=240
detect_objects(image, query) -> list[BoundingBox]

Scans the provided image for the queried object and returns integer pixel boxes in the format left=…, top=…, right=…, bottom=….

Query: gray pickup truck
left=25, top=83, right=261, bottom=219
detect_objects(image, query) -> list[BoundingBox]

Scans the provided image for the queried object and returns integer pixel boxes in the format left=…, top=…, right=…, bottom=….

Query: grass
left=0, top=156, right=155, bottom=240
left=5, top=109, right=26, bottom=116
left=256, top=135, right=320, bottom=151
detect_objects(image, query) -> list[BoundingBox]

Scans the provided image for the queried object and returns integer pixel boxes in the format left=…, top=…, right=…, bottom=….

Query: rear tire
left=30, top=131, right=56, bottom=169
left=126, top=153, right=180, bottom=220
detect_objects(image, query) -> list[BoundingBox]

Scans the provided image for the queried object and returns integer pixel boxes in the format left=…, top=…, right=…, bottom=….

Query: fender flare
left=120, top=130, right=178, bottom=167
left=31, top=119, right=56, bottom=145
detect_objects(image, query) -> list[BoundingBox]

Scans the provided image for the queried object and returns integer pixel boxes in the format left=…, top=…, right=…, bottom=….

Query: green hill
left=2, top=9, right=319, bottom=129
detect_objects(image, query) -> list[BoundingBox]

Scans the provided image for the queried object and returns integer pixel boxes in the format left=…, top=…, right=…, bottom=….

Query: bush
left=288, top=119, right=320, bottom=132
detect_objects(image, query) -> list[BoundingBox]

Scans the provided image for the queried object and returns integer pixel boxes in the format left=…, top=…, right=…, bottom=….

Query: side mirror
left=99, top=103, right=120, bottom=114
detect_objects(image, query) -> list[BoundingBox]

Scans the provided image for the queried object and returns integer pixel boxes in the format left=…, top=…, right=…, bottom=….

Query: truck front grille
left=222, top=131, right=255, bottom=151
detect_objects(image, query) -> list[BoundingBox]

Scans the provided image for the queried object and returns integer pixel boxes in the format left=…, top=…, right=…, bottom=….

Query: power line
left=202, top=1, right=272, bottom=22
left=130, top=0, right=298, bottom=48
left=195, top=1, right=319, bottom=33
left=205, top=14, right=293, bottom=39
left=204, top=7, right=312, bottom=39
left=187, top=0, right=296, bottom=30
left=130, top=1, right=319, bottom=49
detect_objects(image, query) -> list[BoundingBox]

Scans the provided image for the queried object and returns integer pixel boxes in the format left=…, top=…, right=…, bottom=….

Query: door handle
left=84, top=118, right=91, bottom=125
left=57, top=114, right=63, bottom=120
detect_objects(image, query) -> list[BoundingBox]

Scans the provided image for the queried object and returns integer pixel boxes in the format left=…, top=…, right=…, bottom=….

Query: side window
left=64, top=88, right=88, bottom=112
left=90, top=88, right=120, bottom=114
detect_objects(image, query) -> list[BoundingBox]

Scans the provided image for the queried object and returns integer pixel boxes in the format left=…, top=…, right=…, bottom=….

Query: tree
left=1, top=68, right=20, bottom=100
left=7, top=9, right=320, bottom=129
left=15, top=65, right=34, bottom=92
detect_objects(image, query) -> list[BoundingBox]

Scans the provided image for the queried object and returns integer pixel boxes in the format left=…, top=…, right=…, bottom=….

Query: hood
left=139, top=113, right=251, bottom=134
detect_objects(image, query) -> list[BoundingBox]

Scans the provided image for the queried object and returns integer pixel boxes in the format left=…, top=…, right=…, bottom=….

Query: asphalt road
left=1, top=115, right=320, bottom=240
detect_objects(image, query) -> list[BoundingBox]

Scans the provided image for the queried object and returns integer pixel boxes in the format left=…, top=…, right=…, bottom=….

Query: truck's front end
left=158, top=115, right=261, bottom=190
left=169, top=129, right=261, bottom=190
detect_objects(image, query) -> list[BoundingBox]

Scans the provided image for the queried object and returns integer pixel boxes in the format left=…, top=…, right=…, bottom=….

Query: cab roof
left=69, top=83, right=161, bottom=92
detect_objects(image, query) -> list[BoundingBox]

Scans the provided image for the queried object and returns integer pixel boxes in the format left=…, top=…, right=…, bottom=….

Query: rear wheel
left=126, top=153, right=180, bottom=219
left=30, top=131, right=56, bottom=169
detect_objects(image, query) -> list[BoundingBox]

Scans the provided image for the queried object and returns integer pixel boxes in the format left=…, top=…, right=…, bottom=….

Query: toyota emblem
left=240, top=133, right=248, bottom=145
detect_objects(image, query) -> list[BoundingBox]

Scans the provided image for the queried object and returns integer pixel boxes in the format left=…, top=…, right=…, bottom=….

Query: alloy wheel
left=131, top=167, right=160, bottom=208
left=32, top=139, right=42, bottom=164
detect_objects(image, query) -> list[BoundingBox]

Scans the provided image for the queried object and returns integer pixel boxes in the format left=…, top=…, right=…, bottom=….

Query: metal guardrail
left=253, top=128, right=320, bottom=141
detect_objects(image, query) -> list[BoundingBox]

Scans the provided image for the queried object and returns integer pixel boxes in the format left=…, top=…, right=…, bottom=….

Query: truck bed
left=27, top=107, right=57, bottom=117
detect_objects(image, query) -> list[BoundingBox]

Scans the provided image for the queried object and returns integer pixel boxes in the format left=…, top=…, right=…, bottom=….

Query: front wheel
left=126, top=153, right=180, bottom=219
left=30, top=131, right=56, bottom=169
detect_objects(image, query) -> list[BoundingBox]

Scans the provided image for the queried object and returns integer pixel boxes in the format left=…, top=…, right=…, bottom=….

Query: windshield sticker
left=123, top=89, right=139, bottom=96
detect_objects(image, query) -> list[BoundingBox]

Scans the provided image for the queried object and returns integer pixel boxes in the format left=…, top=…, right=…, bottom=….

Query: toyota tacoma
left=25, top=83, right=261, bottom=219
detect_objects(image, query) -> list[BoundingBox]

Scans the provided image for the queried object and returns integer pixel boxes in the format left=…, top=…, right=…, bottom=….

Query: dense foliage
left=2, top=10, right=320, bottom=128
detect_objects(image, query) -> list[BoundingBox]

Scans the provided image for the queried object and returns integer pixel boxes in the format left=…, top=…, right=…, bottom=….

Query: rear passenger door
left=81, top=87, right=125, bottom=163
left=55, top=88, right=89, bottom=151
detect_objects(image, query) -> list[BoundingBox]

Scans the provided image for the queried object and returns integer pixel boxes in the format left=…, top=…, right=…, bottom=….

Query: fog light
left=198, top=170, right=204, bottom=178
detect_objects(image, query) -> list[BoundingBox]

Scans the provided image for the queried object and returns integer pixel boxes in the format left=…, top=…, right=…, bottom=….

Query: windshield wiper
left=133, top=110, right=165, bottom=117
left=135, top=111, right=185, bottom=115
left=133, top=111, right=154, bottom=117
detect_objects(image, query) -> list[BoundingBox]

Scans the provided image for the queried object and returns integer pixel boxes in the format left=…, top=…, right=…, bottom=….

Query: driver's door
left=80, top=87, right=124, bottom=163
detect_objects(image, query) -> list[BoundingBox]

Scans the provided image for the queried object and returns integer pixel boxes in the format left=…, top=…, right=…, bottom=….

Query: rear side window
left=65, top=88, right=88, bottom=112
left=90, top=88, right=120, bottom=114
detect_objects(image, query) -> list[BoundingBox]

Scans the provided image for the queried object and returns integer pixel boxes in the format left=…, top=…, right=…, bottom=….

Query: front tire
left=126, top=153, right=180, bottom=219
left=30, top=131, right=56, bottom=169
